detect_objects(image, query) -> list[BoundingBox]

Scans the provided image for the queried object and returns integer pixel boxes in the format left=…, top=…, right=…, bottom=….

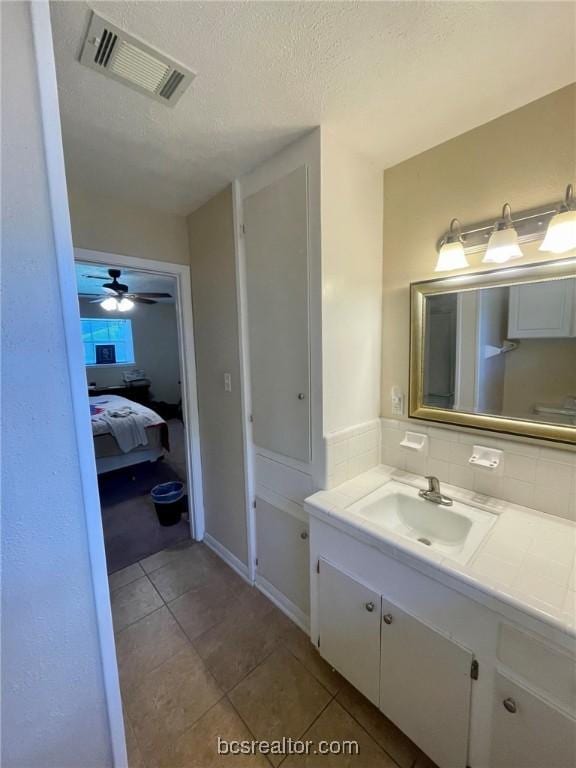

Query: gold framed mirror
left=410, top=257, right=576, bottom=444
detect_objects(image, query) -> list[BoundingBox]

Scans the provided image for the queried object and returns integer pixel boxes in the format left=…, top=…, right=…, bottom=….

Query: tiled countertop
left=305, top=465, right=576, bottom=641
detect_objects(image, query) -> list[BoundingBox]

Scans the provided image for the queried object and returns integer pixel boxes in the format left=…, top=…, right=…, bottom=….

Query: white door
left=317, top=559, right=381, bottom=705
left=491, top=671, right=576, bottom=768
left=244, top=166, right=311, bottom=463
left=380, top=595, right=473, bottom=768
left=255, top=497, right=310, bottom=615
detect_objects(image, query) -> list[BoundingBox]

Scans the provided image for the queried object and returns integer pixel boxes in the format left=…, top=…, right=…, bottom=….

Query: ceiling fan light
left=540, top=209, right=576, bottom=254
left=435, top=240, right=469, bottom=272
left=117, top=297, right=134, bottom=312
left=101, top=297, right=118, bottom=311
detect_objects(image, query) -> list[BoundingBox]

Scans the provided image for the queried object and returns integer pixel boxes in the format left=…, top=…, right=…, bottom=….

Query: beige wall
left=187, top=186, right=248, bottom=565
left=79, top=298, right=181, bottom=402
left=68, top=183, right=190, bottom=264
left=503, top=338, right=576, bottom=419
left=381, top=84, right=576, bottom=417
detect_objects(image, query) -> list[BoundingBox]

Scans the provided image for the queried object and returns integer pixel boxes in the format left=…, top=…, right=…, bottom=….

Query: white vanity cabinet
left=316, top=558, right=474, bottom=767
left=508, top=280, right=576, bottom=338
left=317, top=559, right=381, bottom=705
left=379, top=595, right=474, bottom=768
left=490, top=672, right=576, bottom=768
left=308, top=511, right=576, bottom=768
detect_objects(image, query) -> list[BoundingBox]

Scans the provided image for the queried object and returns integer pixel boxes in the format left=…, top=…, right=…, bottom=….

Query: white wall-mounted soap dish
left=400, top=432, right=429, bottom=454
left=469, top=445, right=503, bottom=473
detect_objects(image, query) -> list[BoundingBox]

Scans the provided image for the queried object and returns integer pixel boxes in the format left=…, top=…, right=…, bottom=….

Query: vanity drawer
left=497, top=623, right=576, bottom=714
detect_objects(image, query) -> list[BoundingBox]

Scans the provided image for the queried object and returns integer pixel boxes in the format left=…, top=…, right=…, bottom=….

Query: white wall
left=79, top=298, right=181, bottom=403
left=321, top=130, right=383, bottom=435
left=1, top=3, right=113, bottom=766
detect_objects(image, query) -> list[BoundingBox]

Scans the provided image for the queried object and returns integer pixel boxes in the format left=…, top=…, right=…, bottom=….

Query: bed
left=90, top=394, right=170, bottom=474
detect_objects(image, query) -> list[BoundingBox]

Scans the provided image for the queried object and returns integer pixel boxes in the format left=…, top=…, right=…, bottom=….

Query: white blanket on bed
left=90, top=395, right=164, bottom=451
left=101, top=406, right=149, bottom=453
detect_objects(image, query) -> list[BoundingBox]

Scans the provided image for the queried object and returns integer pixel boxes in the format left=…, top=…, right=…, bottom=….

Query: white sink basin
left=347, top=481, right=496, bottom=564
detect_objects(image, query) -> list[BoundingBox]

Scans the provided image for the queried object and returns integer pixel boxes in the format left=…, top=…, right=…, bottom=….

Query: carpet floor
left=99, top=420, right=190, bottom=574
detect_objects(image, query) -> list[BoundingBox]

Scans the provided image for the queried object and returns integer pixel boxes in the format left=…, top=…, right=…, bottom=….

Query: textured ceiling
left=75, top=262, right=176, bottom=301
left=51, top=1, right=575, bottom=215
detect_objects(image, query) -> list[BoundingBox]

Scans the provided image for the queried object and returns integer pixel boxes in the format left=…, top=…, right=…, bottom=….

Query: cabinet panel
left=508, top=280, right=575, bottom=338
left=244, top=166, right=311, bottom=462
left=380, top=595, right=473, bottom=768
left=491, top=671, right=576, bottom=768
left=318, top=559, right=381, bottom=705
left=255, top=498, right=310, bottom=615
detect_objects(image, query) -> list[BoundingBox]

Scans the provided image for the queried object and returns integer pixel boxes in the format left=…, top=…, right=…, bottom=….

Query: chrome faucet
left=418, top=476, right=453, bottom=506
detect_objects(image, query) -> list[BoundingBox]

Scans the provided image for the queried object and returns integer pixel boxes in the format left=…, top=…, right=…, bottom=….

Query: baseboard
left=203, top=533, right=252, bottom=585
left=255, top=573, right=310, bottom=634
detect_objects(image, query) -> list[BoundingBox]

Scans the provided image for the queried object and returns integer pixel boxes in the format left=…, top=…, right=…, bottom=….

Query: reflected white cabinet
left=380, top=595, right=473, bottom=768
left=244, top=166, right=311, bottom=463
left=317, top=559, right=381, bottom=705
left=508, top=280, right=576, bottom=338
left=490, top=671, right=576, bottom=768
left=255, top=498, right=310, bottom=616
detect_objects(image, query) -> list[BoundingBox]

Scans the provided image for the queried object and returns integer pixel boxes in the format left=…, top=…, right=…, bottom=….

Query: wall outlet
left=391, top=386, right=404, bottom=416
left=224, top=373, right=232, bottom=392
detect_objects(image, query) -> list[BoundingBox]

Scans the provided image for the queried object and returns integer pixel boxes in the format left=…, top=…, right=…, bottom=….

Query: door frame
left=75, top=247, right=205, bottom=542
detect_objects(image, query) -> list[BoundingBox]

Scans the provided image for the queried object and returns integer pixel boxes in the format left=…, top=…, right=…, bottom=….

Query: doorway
left=75, top=248, right=204, bottom=570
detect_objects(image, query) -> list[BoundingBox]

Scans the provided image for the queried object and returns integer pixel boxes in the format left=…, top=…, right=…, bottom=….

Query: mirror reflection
left=423, top=277, right=576, bottom=425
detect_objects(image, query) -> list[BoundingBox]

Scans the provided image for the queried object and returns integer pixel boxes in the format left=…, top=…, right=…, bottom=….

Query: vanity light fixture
left=435, top=218, right=469, bottom=272
left=483, top=204, right=523, bottom=264
left=540, top=184, right=576, bottom=254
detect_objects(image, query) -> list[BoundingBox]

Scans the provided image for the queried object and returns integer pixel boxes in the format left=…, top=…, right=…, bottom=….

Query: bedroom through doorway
left=75, top=251, right=203, bottom=582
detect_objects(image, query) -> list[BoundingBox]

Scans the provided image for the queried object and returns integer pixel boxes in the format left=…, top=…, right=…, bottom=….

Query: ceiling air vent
left=79, top=12, right=195, bottom=106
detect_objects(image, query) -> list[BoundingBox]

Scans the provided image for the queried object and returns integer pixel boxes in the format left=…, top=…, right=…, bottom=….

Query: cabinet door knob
left=383, top=613, right=393, bottom=625
left=365, top=601, right=375, bottom=613
left=297, top=393, right=306, bottom=400
left=503, top=698, right=517, bottom=714
left=300, top=531, right=308, bottom=540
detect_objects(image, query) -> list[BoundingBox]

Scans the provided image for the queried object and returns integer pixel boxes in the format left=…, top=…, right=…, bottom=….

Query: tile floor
left=111, top=540, right=438, bottom=768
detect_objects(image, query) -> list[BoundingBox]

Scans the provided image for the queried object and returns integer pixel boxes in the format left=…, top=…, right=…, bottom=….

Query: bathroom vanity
left=305, top=467, right=576, bottom=768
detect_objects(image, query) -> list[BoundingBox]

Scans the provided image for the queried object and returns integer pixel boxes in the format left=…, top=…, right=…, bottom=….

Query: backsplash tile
left=381, top=418, right=576, bottom=522
left=324, top=419, right=380, bottom=489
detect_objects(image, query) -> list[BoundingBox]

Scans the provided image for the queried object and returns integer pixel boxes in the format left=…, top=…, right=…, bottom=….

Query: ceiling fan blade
left=131, top=297, right=157, bottom=305
left=83, top=275, right=108, bottom=280
left=129, top=292, right=172, bottom=298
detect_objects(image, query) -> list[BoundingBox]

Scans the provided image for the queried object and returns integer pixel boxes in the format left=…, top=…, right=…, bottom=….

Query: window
left=81, top=318, right=135, bottom=366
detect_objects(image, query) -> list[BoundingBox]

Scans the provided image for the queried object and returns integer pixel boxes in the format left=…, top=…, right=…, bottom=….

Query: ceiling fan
left=80, top=268, right=172, bottom=311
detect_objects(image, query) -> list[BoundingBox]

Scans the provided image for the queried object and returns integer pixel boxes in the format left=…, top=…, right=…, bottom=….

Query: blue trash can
left=151, top=481, right=187, bottom=526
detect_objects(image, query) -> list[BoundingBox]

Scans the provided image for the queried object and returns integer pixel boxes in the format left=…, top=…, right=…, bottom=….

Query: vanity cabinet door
left=317, top=559, right=381, bottom=705
left=490, top=671, right=576, bottom=768
left=508, top=281, right=576, bottom=338
left=380, top=595, right=473, bottom=768
left=255, top=497, right=310, bottom=616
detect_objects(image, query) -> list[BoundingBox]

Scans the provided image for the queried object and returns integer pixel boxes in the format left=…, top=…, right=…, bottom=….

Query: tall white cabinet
left=239, top=128, right=383, bottom=630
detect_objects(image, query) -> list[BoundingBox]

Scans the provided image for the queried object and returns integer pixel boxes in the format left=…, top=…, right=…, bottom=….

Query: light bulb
left=540, top=186, right=576, bottom=253
left=117, top=298, right=134, bottom=312
left=100, top=297, right=118, bottom=311
left=483, top=204, right=523, bottom=264
left=435, top=218, right=469, bottom=272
